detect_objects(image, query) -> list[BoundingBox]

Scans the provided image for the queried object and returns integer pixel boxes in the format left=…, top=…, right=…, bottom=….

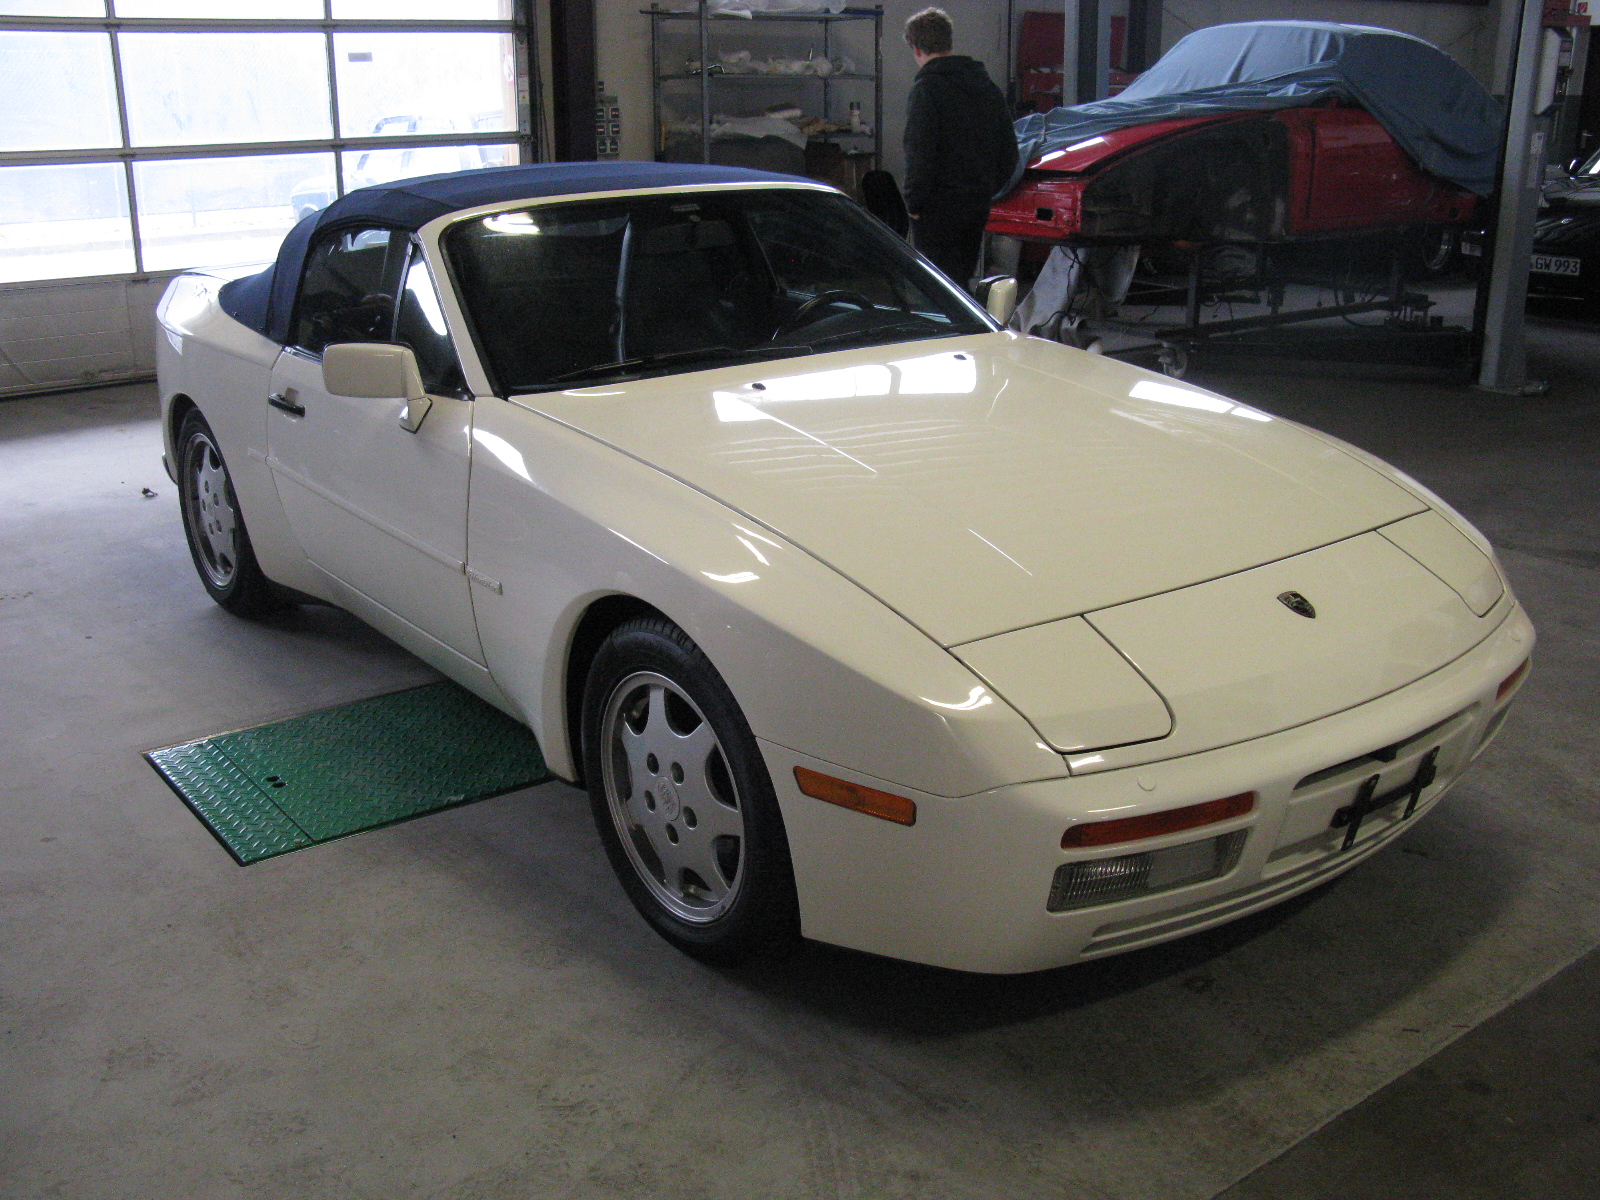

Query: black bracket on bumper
left=1330, top=747, right=1440, bottom=852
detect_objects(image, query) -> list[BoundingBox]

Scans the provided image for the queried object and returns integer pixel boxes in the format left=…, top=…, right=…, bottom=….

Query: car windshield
left=443, top=188, right=993, bottom=393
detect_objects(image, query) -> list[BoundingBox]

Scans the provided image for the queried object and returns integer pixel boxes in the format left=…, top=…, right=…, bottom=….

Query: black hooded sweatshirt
left=902, top=55, right=1018, bottom=218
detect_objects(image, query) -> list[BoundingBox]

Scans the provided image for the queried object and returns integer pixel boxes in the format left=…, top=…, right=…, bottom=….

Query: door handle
left=268, top=391, right=305, bottom=417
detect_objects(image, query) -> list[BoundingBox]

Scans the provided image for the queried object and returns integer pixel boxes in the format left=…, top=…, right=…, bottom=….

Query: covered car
left=990, top=21, right=1496, bottom=246
left=156, top=162, right=1530, bottom=974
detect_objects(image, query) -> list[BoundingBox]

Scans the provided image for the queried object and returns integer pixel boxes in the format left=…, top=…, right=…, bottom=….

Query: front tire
left=582, top=616, right=798, bottom=966
left=175, top=408, right=281, bottom=618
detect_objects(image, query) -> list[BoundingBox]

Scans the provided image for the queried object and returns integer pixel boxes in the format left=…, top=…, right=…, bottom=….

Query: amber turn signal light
left=794, top=766, right=917, bottom=826
left=1062, top=791, right=1255, bottom=848
left=1496, top=658, right=1530, bottom=702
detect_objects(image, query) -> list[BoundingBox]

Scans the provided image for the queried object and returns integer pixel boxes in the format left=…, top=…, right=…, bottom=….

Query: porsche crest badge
left=1277, top=591, right=1317, bottom=619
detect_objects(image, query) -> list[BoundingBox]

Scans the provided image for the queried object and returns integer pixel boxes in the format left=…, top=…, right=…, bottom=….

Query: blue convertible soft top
left=1010, top=21, right=1501, bottom=198
left=220, top=161, right=803, bottom=345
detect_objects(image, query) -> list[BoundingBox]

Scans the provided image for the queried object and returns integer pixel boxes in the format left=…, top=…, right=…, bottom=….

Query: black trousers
left=911, top=205, right=987, bottom=291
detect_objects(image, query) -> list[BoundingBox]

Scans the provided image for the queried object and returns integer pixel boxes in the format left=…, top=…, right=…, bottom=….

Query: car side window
left=394, top=250, right=467, bottom=397
left=292, top=226, right=407, bottom=354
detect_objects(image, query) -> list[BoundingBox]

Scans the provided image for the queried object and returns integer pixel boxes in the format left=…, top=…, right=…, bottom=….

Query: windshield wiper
left=803, top=321, right=954, bottom=349
left=544, top=344, right=811, bottom=385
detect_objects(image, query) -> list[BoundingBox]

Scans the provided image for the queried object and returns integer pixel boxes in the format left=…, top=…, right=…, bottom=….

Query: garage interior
left=2, top=3, right=1598, bottom=1199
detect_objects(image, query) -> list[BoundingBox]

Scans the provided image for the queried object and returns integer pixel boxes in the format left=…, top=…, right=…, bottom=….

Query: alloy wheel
left=184, top=430, right=239, bottom=589
left=599, top=671, right=746, bottom=923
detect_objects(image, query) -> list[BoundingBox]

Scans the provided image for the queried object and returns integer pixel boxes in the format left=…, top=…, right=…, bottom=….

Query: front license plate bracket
left=1330, top=747, right=1440, bottom=851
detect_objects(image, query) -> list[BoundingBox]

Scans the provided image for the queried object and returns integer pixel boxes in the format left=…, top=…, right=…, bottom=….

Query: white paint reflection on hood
left=715, top=352, right=975, bottom=421
left=756, top=363, right=892, bottom=402
left=890, top=351, right=977, bottom=395
left=1130, top=378, right=1272, bottom=421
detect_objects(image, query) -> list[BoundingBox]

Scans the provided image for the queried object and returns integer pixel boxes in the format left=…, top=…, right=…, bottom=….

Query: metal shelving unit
left=645, top=4, right=882, bottom=176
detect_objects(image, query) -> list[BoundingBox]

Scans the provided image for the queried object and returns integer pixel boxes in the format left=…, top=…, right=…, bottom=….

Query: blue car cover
left=1009, top=21, right=1502, bottom=198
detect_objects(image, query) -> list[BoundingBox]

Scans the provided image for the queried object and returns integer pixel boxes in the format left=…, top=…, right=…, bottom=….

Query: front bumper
left=764, top=600, right=1533, bottom=974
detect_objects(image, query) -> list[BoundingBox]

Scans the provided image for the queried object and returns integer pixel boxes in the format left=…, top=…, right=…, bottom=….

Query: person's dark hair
left=904, top=7, right=953, bottom=56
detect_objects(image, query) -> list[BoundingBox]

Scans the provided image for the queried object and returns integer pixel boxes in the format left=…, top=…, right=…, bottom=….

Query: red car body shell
left=988, top=105, right=1479, bottom=245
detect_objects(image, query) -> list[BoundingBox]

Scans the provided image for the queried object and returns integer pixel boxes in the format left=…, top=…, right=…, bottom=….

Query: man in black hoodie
left=902, top=7, right=1017, bottom=290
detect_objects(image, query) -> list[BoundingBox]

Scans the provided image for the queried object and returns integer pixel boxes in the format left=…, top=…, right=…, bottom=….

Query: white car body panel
left=776, top=601, right=1532, bottom=973
left=1379, top=510, right=1503, bottom=615
left=157, top=272, right=323, bottom=598
left=466, top=393, right=1065, bottom=794
left=266, top=346, right=484, bottom=664
left=517, top=334, right=1426, bottom=646
left=1074, top=531, right=1501, bottom=769
left=952, top=617, right=1173, bottom=752
left=154, top=177, right=1535, bottom=973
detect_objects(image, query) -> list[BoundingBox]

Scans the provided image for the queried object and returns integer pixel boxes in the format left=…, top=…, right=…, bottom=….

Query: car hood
left=518, top=333, right=1425, bottom=646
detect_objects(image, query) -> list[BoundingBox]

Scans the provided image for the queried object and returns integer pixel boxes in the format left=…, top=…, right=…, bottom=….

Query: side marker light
left=1496, top=659, right=1530, bottom=703
left=1063, top=791, right=1255, bottom=848
left=794, top=766, right=916, bottom=826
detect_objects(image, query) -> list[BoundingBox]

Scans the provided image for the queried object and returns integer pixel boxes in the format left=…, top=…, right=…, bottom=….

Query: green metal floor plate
left=147, top=682, right=551, bottom=864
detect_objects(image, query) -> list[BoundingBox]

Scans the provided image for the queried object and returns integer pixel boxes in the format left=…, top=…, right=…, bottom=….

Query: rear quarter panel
left=156, top=274, right=323, bottom=597
left=1277, top=107, right=1477, bottom=235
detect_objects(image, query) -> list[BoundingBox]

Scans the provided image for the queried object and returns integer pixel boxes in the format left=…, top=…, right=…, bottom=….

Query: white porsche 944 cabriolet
left=156, top=163, right=1531, bottom=973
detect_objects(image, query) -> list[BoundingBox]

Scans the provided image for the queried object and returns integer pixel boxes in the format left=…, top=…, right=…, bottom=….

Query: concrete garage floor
left=1, top=317, right=1596, bottom=1199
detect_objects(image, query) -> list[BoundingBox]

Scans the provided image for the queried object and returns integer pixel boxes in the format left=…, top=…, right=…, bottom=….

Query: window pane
left=121, top=33, right=331, bottom=147
left=333, top=0, right=512, bottom=17
left=0, top=2, right=104, bottom=14
left=0, top=163, right=133, bottom=283
left=117, top=1, right=321, bottom=14
left=0, top=32, right=120, bottom=152
left=133, top=152, right=334, bottom=272
left=335, top=32, right=516, bottom=139
left=476, top=143, right=519, bottom=168
left=447, top=191, right=986, bottom=393
left=293, top=227, right=407, bottom=352
left=396, top=256, right=465, bottom=395
left=342, top=141, right=517, bottom=196
left=449, top=203, right=628, bottom=388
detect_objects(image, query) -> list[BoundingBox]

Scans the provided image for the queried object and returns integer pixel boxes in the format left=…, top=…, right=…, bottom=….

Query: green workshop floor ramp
left=147, top=682, right=551, bottom=864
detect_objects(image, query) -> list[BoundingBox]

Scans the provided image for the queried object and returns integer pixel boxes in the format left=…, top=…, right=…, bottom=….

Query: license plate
left=1531, top=253, right=1581, bottom=277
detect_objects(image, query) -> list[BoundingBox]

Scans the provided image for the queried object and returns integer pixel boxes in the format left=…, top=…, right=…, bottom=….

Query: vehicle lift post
left=1478, top=0, right=1554, bottom=395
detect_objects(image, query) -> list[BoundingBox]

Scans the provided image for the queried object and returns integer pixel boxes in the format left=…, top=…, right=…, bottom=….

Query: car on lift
left=154, top=162, right=1531, bottom=974
left=990, top=22, right=1497, bottom=277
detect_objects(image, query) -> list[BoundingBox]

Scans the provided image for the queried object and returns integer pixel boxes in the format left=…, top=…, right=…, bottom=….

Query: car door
left=1295, top=107, right=1426, bottom=231
left=266, top=225, right=484, bottom=664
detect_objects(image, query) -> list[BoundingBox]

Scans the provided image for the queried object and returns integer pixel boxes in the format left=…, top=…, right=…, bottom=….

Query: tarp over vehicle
left=1010, top=21, right=1501, bottom=197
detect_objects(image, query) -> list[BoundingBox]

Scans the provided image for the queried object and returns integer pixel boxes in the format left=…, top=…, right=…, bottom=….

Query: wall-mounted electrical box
left=596, top=81, right=621, bottom=159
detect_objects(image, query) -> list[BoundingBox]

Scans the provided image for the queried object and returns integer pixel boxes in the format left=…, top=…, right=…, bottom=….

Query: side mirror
left=322, top=342, right=431, bottom=432
left=973, top=275, right=1018, bottom=325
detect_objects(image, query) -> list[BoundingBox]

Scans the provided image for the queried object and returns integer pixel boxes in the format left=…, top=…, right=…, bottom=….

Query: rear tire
left=582, top=616, right=799, bottom=966
left=175, top=409, right=282, bottom=618
left=1407, top=225, right=1460, bottom=279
